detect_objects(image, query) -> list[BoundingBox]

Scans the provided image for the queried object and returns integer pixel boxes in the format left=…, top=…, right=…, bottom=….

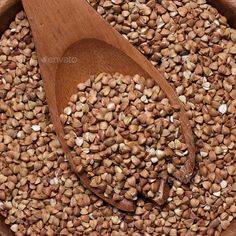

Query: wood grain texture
left=0, top=0, right=235, bottom=235
left=0, top=0, right=22, bottom=34
left=21, top=0, right=195, bottom=211
left=207, top=0, right=236, bottom=28
left=221, top=219, right=236, bottom=236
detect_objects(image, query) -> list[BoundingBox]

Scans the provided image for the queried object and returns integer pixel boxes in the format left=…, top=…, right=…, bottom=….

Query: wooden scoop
left=21, top=0, right=195, bottom=212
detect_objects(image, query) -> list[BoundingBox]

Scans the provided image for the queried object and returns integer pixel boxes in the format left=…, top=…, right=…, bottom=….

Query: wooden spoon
left=21, top=0, right=195, bottom=212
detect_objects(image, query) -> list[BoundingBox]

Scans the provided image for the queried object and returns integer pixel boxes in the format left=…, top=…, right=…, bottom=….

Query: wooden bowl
left=0, top=0, right=236, bottom=235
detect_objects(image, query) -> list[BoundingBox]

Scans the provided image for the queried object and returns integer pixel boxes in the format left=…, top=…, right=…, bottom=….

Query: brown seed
left=190, top=198, right=200, bottom=208
left=177, top=7, right=188, bottom=17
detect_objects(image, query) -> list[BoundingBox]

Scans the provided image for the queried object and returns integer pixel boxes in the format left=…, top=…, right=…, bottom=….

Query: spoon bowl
left=22, top=0, right=195, bottom=212
left=56, top=39, right=149, bottom=114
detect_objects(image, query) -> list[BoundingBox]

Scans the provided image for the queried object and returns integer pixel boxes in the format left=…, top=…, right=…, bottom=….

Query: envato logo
left=40, top=56, right=78, bottom=64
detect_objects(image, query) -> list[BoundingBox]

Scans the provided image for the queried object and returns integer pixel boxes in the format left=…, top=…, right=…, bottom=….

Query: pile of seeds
left=0, top=0, right=236, bottom=235
left=61, top=72, right=187, bottom=203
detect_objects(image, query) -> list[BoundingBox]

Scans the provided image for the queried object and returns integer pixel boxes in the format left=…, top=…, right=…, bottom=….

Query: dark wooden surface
left=207, top=0, right=236, bottom=28
left=0, top=215, right=14, bottom=236
left=0, top=0, right=22, bottom=34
